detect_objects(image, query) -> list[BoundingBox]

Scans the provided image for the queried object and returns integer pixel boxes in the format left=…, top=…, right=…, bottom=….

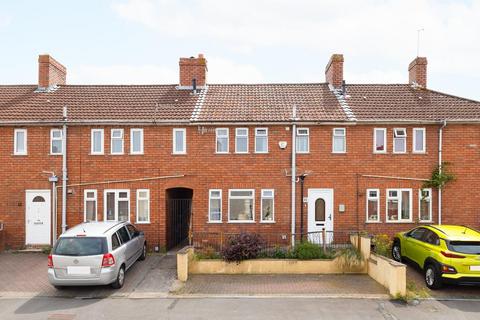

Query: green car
left=392, top=225, right=480, bottom=289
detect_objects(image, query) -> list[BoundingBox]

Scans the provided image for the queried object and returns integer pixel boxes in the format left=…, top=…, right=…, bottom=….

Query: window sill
left=419, top=220, right=433, bottom=223
left=207, top=221, right=223, bottom=224
left=228, top=220, right=256, bottom=224
left=110, top=153, right=125, bottom=156
left=135, top=221, right=150, bottom=224
left=12, top=154, right=28, bottom=156
left=373, top=151, right=387, bottom=154
left=215, top=152, right=230, bottom=155
left=332, top=152, right=347, bottom=155
left=234, top=152, right=249, bottom=154
left=89, top=153, right=104, bottom=156
left=296, top=152, right=310, bottom=154
left=392, top=152, right=408, bottom=154
left=385, top=220, right=413, bottom=223
left=172, top=152, right=187, bottom=155
left=365, top=221, right=382, bottom=224
left=412, top=151, right=427, bottom=155
left=130, top=153, right=144, bottom=156
left=260, top=220, right=275, bottom=224
left=50, top=153, right=63, bottom=156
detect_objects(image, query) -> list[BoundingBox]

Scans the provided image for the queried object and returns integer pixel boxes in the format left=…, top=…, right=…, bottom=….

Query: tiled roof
left=345, top=84, right=480, bottom=121
left=0, top=83, right=479, bottom=123
left=196, top=84, right=346, bottom=122
left=0, top=85, right=198, bottom=123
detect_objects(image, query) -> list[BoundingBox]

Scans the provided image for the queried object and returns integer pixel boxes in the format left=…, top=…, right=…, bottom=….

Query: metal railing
left=192, top=230, right=358, bottom=254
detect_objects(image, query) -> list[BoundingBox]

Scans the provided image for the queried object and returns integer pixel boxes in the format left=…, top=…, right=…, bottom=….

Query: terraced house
left=1, top=53, right=479, bottom=251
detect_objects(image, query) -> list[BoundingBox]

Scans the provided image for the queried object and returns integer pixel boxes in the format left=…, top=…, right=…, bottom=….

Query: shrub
left=335, top=246, right=363, bottom=271
left=292, top=241, right=331, bottom=260
left=372, top=234, right=392, bottom=257
left=258, top=245, right=289, bottom=259
left=221, top=233, right=265, bottom=263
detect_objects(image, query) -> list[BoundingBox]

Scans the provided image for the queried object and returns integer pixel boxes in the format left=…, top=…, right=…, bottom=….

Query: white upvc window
left=91, top=129, right=104, bottom=155
left=228, top=189, right=254, bottom=222
left=332, top=128, right=346, bottom=153
left=296, top=128, right=309, bottom=153
left=393, top=128, right=407, bottom=153
left=14, top=129, right=27, bottom=155
left=366, top=189, right=380, bottom=223
left=130, top=128, right=144, bottom=155
left=419, top=188, right=432, bottom=222
left=84, top=189, right=97, bottom=222
left=216, top=128, right=229, bottom=153
left=136, top=189, right=150, bottom=223
left=208, top=189, right=222, bottom=223
left=261, top=189, right=275, bottom=223
left=104, top=189, right=130, bottom=222
left=173, top=128, right=187, bottom=154
left=413, top=128, right=426, bottom=153
left=111, top=129, right=124, bottom=155
left=374, top=128, right=386, bottom=153
left=50, top=129, right=63, bottom=155
left=235, top=128, right=249, bottom=153
left=386, top=189, right=412, bottom=222
left=255, top=128, right=268, bottom=153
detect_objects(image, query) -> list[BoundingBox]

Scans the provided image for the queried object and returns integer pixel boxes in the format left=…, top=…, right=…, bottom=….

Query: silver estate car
left=48, top=221, right=147, bottom=289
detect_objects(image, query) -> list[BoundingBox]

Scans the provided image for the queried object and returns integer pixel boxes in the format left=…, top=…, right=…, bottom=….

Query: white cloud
left=112, top=0, right=480, bottom=77
left=0, top=14, right=12, bottom=29
left=207, top=57, right=264, bottom=83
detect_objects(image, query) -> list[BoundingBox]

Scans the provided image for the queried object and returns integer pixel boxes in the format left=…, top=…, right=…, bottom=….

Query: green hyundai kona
left=392, top=225, right=480, bottom=289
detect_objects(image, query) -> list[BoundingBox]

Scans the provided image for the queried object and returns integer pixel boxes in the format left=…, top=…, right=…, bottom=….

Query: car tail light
left=48, top=254, right=53, bottom=268
left=102, top=253, right=115, bottom=267
left=441, top=251, right=465, bottom=259
left=441, top=264, right=457, bottom=274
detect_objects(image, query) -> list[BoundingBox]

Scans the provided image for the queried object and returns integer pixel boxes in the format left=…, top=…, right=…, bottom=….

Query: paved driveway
left=0, top=252, right=177, bottom=299
left=406, top=263, right=480, bottom=299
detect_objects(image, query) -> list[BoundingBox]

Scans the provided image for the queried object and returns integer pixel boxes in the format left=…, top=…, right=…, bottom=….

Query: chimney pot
left=179, top=53, right=207, bottom=88
left=408, top=57, right=427, bottom=88
left=325, top=54, right=344, bottom=88
left=38, top=54, right=67, bottom=90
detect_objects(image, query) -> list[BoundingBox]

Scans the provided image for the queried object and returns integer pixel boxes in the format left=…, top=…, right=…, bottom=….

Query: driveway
left=0, top=252, right=178, bottom=299
left=406, top=263, right=480, bottom=299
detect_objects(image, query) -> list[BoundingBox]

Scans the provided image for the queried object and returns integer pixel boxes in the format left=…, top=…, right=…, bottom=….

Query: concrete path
left=2, top=297, right=480, bottom=320
left=176, top=274, right=388, bottom=298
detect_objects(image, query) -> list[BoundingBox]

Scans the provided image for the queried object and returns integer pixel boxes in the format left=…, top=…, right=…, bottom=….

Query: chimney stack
left=408, top=57, right=427, bottom=88
left=325, top=54, right=344, bottom=88
left=179, top=54, right=207, bottom=88
left=38, top=54, right=66, bottom=90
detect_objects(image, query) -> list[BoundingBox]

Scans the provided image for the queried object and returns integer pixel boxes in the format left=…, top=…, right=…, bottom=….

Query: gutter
left=438, top=119, right=447, bottom=225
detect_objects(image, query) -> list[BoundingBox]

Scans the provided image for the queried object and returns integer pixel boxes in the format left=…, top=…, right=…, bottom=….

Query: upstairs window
left=91, top=129, right=104, bottom=155
left=228, top=189, right=254, bottom=222
left=366, top=189, right=380, bottom=222
left=413, top=128, right=426, bottom=153
left=374, top=128, right=386, bottom=153
left=173, top=128, right=186, bottom=154
left=209, top=189, right=222, bottom=222
left=255, top=128, right=268, bottom=153
left=261, top=189, right=274, bottom=222
left=84, top=189, right=97, bottom=222
left=50, top=129, right=63, bottom=155
left=130, top=128, right=144, bottom=154
left=419, top=189, right=432, bottom=222
left=235, top=128, right=249, bottom=153
left=111, top=129, right=124, bottom=155
left=14, top=129, right=27, bottom=155
left=296, top=128, right=309, bottom=153
left=332, top=128, right=346, bottom=153
left=393, top=128, right=407, bottom=153
left=386, top=189, right=412, bottom=222
left=216, top=128, right=229, bottom=153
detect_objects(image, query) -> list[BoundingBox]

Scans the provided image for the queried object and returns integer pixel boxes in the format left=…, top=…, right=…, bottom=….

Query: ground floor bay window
left=386, top=189, right=412, bottom=222
left=228, top=189, right=254, bottom=222
left=105, top=190, right=130, bottom=221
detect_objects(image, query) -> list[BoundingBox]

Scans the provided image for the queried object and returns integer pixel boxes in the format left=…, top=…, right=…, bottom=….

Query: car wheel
left=391, top=241, right=402, bottom=262
left=139, top=243, right=147, bottom=261
left=111, top=265, right=125, bottom=289
left=425, top=264, right=443, bottom=290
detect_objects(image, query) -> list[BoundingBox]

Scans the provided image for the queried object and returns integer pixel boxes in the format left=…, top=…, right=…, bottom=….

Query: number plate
left=67, top=266, right=91, bottom=275
left=469, top=266, right=480, bottom=271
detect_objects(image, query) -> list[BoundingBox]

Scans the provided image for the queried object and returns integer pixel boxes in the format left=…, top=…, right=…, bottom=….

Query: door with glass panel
left=307, top=189, right=334, bottom=244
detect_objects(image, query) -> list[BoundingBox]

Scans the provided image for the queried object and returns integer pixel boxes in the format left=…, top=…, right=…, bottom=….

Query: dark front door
left=166, top=188, right=193, bottom=250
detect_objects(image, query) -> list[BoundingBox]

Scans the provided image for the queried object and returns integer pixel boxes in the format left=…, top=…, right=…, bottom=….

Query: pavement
left=2, top=297, right=480, bottom=320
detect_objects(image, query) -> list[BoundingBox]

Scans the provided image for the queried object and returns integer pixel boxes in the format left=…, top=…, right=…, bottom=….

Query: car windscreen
left=54, top=237, right=107, bottom=256
left=447, top=241, right=480, bottom=255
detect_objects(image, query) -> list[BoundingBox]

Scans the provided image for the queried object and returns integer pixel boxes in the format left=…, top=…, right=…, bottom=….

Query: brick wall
left=0, top=123, right=478, bottom=250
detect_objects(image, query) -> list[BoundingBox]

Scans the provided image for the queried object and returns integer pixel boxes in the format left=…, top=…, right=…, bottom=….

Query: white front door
left=307, top=189, right=334, bottom=243
left=25, top=190, right=51, bottom=245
